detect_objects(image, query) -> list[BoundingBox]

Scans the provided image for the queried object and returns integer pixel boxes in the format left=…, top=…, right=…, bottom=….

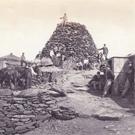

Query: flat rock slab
left=92, top=108, right=124, bottom=121
left=74, top=86, right=89, bottom=91
left=13, top=89, right=48, bottom=97
left=0, top=89, right=12, bottom=96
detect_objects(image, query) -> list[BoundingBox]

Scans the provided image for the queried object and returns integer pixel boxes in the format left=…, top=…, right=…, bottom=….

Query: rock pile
left=0, top=91, right=77, bottom=134
left=41, top=22, right=98, bottom=66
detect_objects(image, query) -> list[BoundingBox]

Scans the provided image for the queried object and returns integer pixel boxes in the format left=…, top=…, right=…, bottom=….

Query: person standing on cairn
left=60, top=13, right=68, bottom=25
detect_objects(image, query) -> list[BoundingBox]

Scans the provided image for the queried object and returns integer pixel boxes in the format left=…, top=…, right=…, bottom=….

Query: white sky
left=0, top=0, right=135, bottom=60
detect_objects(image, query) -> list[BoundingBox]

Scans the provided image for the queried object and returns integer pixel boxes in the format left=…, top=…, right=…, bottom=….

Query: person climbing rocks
left=98, top=44, right=108, bottom=60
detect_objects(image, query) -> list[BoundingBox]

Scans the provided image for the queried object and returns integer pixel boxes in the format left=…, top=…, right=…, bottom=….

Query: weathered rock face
left=41, top=22, right=98, bottom=66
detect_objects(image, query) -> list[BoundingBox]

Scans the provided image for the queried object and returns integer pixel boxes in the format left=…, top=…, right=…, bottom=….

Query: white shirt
left=30, top=67, right=37, bottom=75
left=84, top=59, right=89, bottom=64
left=78, top=62, right=83, bottom=66
left=50, top=50, right=55, bottom=57
left=3, top=61, right=7, bottom=68
left=56, top=53, right=61, bottom=57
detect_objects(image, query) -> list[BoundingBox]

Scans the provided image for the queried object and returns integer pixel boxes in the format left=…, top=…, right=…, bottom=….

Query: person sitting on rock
left=88, top=71, right=101, bottom=91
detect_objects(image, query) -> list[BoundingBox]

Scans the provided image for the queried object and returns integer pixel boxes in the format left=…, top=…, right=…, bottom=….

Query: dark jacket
left=105, top=68, right=115, bottom=80
left=92, top=75, right=100, bottom=81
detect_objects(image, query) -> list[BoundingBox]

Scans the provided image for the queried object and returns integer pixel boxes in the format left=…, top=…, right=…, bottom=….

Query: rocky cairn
left=41, top=22, right=98, bottom=67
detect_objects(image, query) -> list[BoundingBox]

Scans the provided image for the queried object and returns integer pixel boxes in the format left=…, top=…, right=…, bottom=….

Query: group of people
left=89, top=64, right=115, bottom=97
left=75, top=44, right=109, bottom=71
left=19, top=43, right=109, bottom=89
left=76, top=58, right=92, bottom=70
left=89, top=59, right=134, bottom=99
left=19, top=52, right=42, bottom=89
left=87, top=43, right=115, bottom=97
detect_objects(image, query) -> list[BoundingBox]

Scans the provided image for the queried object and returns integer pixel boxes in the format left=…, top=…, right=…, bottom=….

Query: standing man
left=21, top=52, right=26, bottom=66
left=98, top=44, right=108, bottom=60
left=25, top=64, right=32, bottom=89
left=121, top=60, right=134, bottom=97
left=60, top=13, right=68, bottom=25
left=100, top=65, right=115, bottom=97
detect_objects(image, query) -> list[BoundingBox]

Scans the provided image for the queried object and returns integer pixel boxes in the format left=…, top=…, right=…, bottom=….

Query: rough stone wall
left=0, top=93, right=56, bottom=134
left=0, top=91, right=77, bottom=135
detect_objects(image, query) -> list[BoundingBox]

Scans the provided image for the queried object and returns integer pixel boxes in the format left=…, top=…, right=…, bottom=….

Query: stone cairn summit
left=41, top=22, right=98, bottom=67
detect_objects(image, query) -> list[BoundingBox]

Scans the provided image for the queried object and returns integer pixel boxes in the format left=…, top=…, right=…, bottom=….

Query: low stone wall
left=0, top=90, right=77, bottom=135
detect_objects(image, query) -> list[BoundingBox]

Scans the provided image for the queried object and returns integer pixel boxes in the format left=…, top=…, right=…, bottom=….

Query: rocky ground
left=1, top=70, right=135, bottom=135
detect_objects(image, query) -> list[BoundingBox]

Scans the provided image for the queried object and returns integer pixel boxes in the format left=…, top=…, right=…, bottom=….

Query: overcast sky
left=0, top=0, right=135, bottom=60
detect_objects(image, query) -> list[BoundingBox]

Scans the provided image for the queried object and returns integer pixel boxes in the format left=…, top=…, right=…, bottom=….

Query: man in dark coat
left=25, top=65, right=32, bottom=89
left=121, top=60, right=134, bottom=97
left=98, top=44, right=108, bottom=60
left=88, top=71, right=101, bottom=90
left=100, top=65, right=115, bottom=97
